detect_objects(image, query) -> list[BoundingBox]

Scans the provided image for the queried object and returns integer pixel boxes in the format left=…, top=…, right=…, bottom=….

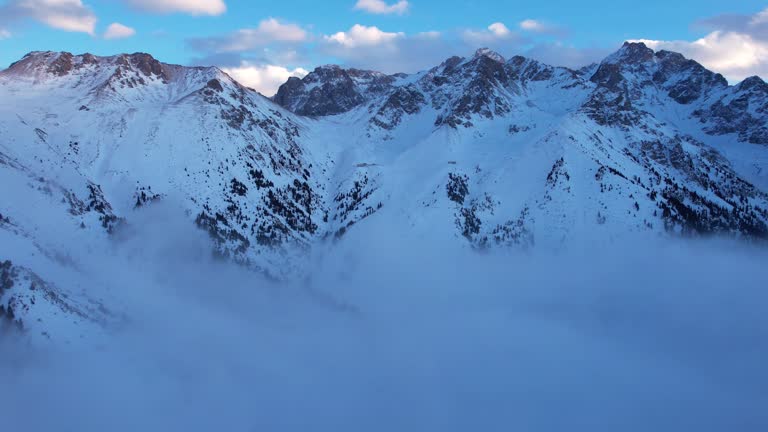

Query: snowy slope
left=0, top=51, right=324, bottom=341
left=278, top=44, right=768, bottom=249
left=2, top=44, right=768, bottom=341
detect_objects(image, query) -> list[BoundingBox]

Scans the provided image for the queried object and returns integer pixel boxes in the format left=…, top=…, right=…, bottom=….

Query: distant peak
left=737, top=75, right=768, bottom=92
left=507, top=55, right=542, bottom=68
left=622, top=41, right=648, bottom=49
left=115, top=52, right=166, bottom=78
left=305, top=64, right=348, bottom=81
left=314, top=64, right=343, bottom=72
left=5, top=51, right=76, bottom=77
left=473, top=48, right=505, bottom=63
left=23, top=50, right=55, bottom=58
left=620, top=41, right=653, bottom=52
left=1, top=50, right=172, bottom=82
left=120, top=52, right=160, bottom=63
left=655, top=50, right=685, bottom=61
left=607, top=41, right=655, bottom=65
left=439, top=56, right=464, bottom=72
left=310, top=64, right=383, bottom=77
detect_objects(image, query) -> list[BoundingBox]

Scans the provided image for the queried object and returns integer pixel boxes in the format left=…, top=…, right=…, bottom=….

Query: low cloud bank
left=2, top=209, right=767, bottom=431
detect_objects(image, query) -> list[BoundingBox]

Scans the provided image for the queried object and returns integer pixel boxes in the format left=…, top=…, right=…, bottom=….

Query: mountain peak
left=655, top=49, right=686, bottom=62
left=622, top=41, right=649, bottom=48
left=312, top=64, right=343, bottom=73
left=273, top=63, right=395, bottom=116
left=4, top=51, right=76, bottom=77
left=608, top=41, right=656, bottom=64
left=116, top=52, right=166, bottom=79
left=507, top=55, right=546, bottom=70
left=3, top=50, right=170, bottom=81
left=737, top=75, right=768, bottom=92
left=473, top=48, right=505, bottom=63
left=20, top=50, right=58, bottom=59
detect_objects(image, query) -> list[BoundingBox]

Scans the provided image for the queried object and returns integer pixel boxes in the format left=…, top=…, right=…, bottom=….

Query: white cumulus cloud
left=488, top=22, right=511, bottom=37
left=519, top=19, right=565, bottom=36
left=124, top=0, right=226, bottom=16
left=629, top=7, right=768, bottom=82
left=104, top=22, right=136, bottom=40
left=324, top=24, right=404, bottom=48
left=1, top=0, right=98, bottom=35
left=634, top=33, right=766, bottom=76
left=631, top=36, right=766, bottom=82
left=354, top=0, right=409, bottom=15
left=222, top=62, right=308, bottom=96
left=247, top=17, right=308, bottom=43
left=463, top=22, right=515, bottom=44
left=0, top=29, right=10, bottom=39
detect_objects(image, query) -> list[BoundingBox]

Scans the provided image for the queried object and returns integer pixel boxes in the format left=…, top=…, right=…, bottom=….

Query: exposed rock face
left=693, top=75, right=768, bottom=145
left=653, top=50, right=728, bottom=104
left=371, top=85, right=426, bottom=130
left=47, top=52, right=75, bottom=76
left=507, top=56, right=558, bottom=82
left=582, top=43, right=659, bottom=127
left=275, top=48, right=589, bottom=133
left=273, top=41, right=765, bottom=149
left=124, top=52, right=167, bottom=80
left=5, top=51, right=170, bottom=84
left=273, top=65, right=395, bottom=116
left=617, top=41, right=656, bottom=64
left=430, top=50, right=516, bottom=128
left=572, top=42, right=768, bottom=145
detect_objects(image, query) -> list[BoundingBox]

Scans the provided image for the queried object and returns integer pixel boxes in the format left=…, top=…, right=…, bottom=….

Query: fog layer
left=2, top=209, right=767, bottom=431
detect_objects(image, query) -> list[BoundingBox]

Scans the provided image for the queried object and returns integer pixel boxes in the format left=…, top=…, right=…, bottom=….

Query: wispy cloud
left=0, top=0, right=98, bottom=35
left=519, top=19, right=567, bottom=37
left=123, top=0, right=226, bottom=16
left=104, top=22, right=136, bottom=40
left=221, top=62, right=308, bottom=96
left=188, top=18, right=607, bottom=80
left=188, top=18, right=309, bottom=53
left=354, top=0, right=410, bottom=15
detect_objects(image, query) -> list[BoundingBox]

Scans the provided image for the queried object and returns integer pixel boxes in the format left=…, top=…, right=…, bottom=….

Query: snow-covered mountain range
left=2, top=42, right=768, bottom=342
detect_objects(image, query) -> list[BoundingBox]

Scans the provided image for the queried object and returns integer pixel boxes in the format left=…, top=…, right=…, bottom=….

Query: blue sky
left=1, top=0, right=767, bottom=94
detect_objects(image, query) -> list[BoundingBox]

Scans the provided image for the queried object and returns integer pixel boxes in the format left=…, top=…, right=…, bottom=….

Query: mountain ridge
left=5, top=43, right=765, bottom=109
left=2, top=42, right=768, bottom=342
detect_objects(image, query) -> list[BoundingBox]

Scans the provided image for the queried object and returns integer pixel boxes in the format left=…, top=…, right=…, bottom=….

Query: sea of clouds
left=2, top=204, right=767, bottom=431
